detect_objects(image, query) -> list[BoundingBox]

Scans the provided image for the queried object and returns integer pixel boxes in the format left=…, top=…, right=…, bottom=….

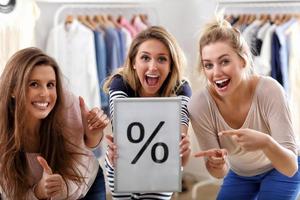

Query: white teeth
left=215, top=79, right=228, bottom=84
left=146, top=74, right=159, bottom=78
left=33, top=102, right=48, bottom=107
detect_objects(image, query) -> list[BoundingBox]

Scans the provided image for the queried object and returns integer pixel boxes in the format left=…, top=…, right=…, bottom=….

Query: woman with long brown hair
left=0, top=47, right=109, bottom=199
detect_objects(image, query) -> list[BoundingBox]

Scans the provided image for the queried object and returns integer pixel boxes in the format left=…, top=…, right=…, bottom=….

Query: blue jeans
left=217, top=157, right=300, bottom=200
left=81, top=166, right=106, bottom=200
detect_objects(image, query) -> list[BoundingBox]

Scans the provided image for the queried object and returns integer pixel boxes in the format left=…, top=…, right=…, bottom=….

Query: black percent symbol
left=127, top=121, right=169, bottom=164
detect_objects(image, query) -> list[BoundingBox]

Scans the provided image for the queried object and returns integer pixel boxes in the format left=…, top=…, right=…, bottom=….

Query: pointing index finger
left=194, top=149, right=226, bottom=158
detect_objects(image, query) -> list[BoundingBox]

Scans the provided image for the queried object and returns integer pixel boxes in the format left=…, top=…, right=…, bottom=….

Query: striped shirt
left=105, top=74, right=192, bottom=200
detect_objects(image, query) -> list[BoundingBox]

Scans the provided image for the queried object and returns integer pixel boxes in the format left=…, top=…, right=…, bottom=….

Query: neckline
left=207, top=76, right=263, bottom=130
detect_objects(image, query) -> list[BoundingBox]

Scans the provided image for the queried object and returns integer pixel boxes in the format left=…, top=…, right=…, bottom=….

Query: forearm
left=85, top=130, right=104, bottom=148
left=263, top=136, right=298, bottom=177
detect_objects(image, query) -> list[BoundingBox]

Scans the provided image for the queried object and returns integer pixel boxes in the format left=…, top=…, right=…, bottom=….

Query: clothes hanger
left=130, top=14, right=137, bottom=25
left=282, top=14, right=292, bottom=23
left=247, top=14, right=256, bottom=24
left=140, top=14, right=149, bottom=26
left=235, top=14, right=246, bottom=26
left=271, top=14, right=279, bottom=25
left=77, top=15, right=95, bottom=30
left=107, top=15, right=121, bottom=29
left=86, top=15, right=98, bottom=29
left=102, top=14, right=115, bottom=28
left=65, top=15, right=74, bottom=25
left=261, top=14, right=271, bottom=24
left=93, top=15, right=104, bottom=27
left=277, top=14, right=287, bottom=25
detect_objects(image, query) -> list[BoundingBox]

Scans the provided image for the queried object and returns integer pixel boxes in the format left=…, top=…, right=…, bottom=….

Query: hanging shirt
left=271, top=32, right=283, bottom=85
left=103, top=27, right=122, bottom=75
left=275, top=18, right=296, bottom=95
left=93, top=30, right=108, bottom=110
left=132, top=15, right=148, bottom=33
left=256, top=24, right=277, bottom=76
left=0, top=0, right=40, bottom=75
left=120, top=27, right=132, bottom=57
left=242, top=20, right=262, bottom=56
left=46, top=19, right=100, bottom=108
left=288, top=20, right=300, bottom=140
left=253, top=22, right=271, bottom=75
left=116, top=28, right=127, bottom=65
left=118, top=16, right=138, bottom=38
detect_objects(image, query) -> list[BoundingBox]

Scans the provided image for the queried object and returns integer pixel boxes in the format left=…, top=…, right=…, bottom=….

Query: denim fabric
left=81, top=166, right=106, bottom=200
left=217, top=157, right=300, bottom=200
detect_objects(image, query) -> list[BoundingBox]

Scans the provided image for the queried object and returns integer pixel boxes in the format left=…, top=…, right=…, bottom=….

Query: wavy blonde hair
left=104, top=26, right=187, bottom=97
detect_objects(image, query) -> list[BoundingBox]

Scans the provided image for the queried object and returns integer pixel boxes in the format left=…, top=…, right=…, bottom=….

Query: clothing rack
left=54, top=3, right=159, bottom=27
left=217, top=0, right=300, bottom=14
left=51, top=3, right=158, bottom=59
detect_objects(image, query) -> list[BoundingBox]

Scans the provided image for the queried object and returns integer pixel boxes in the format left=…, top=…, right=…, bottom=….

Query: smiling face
left=201, top=41, right=245, bottom=97
left=133, top=39, right=171, bottom=97
left=25, top=65, right=57, bottom=123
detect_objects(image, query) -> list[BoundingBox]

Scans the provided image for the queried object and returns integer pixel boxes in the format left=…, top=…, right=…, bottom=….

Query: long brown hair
left=0, top=47, right=84, bottom=199
left=104, top=26, right=186, bottom=97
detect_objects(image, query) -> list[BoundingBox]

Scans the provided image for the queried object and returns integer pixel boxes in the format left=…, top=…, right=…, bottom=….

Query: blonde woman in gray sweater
left=188, top=18, right=300, bottom=200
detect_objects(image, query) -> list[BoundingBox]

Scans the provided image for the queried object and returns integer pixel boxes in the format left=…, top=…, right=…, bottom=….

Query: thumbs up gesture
left=79, top=96, right=109, bottom=148
left=34, top=156, right=67, bottom=199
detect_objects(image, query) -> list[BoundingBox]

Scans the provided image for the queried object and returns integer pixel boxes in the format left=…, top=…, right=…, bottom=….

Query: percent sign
left=127, top=121, right=169, bottom=164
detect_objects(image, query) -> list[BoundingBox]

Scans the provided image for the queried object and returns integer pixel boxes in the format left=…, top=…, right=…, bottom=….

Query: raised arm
left=79, top=96, right=109, bottom=148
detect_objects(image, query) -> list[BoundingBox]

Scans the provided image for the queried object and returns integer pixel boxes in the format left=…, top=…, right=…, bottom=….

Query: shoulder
left=110, top=75, right=128, bottom=91
left=109, top=74, right=135, bottom=97
left=257, top=76, right=286, bottom=100
left=176, top=79, right=192, bottom=97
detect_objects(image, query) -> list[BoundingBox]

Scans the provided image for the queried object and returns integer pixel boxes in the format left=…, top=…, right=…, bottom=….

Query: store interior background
left=2, top=0, right=300, bottom=199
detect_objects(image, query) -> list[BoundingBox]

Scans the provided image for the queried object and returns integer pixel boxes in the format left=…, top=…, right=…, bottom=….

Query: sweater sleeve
left=259, top=77, right=298, bottom=155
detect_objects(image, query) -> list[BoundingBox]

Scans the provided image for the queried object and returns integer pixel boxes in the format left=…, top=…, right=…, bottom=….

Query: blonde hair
left=104, top=26, right=186, bottom=97
left=198, top=17, right=254, bottom=77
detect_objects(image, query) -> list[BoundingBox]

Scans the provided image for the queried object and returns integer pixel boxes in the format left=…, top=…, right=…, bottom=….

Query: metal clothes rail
left=217, top=0, right=300, bottom=14
left=53, top=3, right=159, bottom=27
